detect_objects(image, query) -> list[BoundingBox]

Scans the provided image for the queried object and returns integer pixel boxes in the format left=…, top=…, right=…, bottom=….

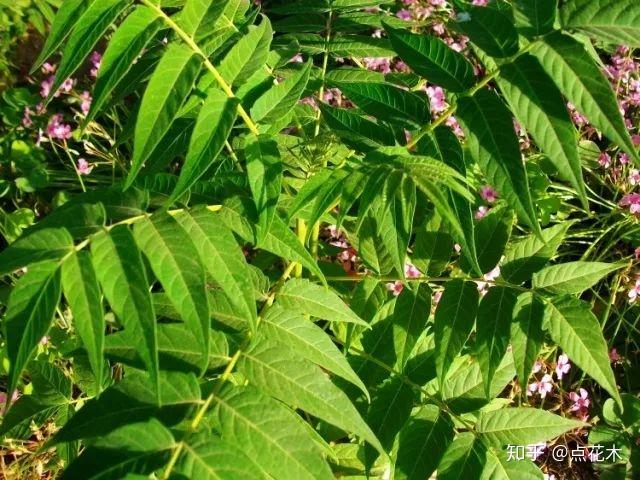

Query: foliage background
left=0, top=0, right=640, bottom=478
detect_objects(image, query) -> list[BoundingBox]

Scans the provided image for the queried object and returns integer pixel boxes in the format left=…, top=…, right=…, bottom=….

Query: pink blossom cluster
left=386, top=261, right=422, bottom=296
left=475, top=185, right=498, bottom=219
left=325, top=225, right=359, bottom=274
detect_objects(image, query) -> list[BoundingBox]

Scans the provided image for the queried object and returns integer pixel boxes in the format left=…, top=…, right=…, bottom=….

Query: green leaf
left=365, top=377, right=416, bottom=452
left=6, top=261, right=62, bottom=396
left=510, top=292, right=545, bottom=389
left=251, top=60, right=312, bottom=124
left=530, top=32, right=638, bottom=161
left=395, top=405, right=454, bottom=480
left=55, top=371, right=200, bottom=442
left=237, top=337, right=383, bottom=453
left=61, top=251, right=105, bottom=391
left=277, top=278, right=367, bottom=326
left=211, top=386, right=333, bottom=480
left=104, top=323, right=228, bottom=373
left=455, top=4, right=519, bottom=58
left=384, top=24, right=475, bottom=92
left=29, top=362, right=72, bottom=405
left=416, top=127, right=480, bottom=274
left=174, top=207, right=257, bottom=329
left=412, top=211, right=454, bottom=277
left=477, top=407, right=583, bottom=446
left=514, top=0, right=556, bottom=36
left=261, top=305, right=368, bottom=398
left=532, top=261, right=623, bottom=294
left=366, top=170, right=416, bottom=277
left=545, top=296, right=622, bottom=406
left=320, top=104, right=396, bottom=150
left=86, top=6, right=163, bottom=125
left=217, top=197, right=326, bottom=282
left=0, top=227, right=73, bottom=277
left=481, top=450, right=543, bottom=480
left=27, top=202, right=107, bottom=239
left=246, top=135, right=283, bottom=245
left=134, top=212, right=210, bottom=363
left=464, top=205, right=513, bottom=274
left=476, top=286, right=518, bottom=397
left=434, top=280, right=479, bottom=387
left=393, top=283, right=431, bottom=369
left=501, top=222, right=572, bottom=284
left=51, top=0, right=131, bottom=95
left=560, top=0, right=640, bottom=47
left=218, top=17, right=273, bottom=87
left=178, top=0, right=231, bottom=38
left=441, top=353, right=516, bottom=414
left=60, top=419, right=175, bottom=480
left=176, top=433, right=270, bottom=480
left=437, top=432, right=486, bottom=480
left=31, top=0, right=88, bottom=72
left=170, top=88, right=239, bottom=202
left=91, top=226, right=159, bottom=398
left=327, top=36, right=395, bottom=58
left=331, top=81, right=430, bottom=128
left=126, top=43, right=202, bottom=188
left=497, top=54, right=588, bottom=209
left=0, top=396, right=64, bottom=439
left=457, top=89, right=540, bottom=235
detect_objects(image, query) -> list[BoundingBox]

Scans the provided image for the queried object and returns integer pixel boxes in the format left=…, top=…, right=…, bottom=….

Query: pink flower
left=532, top=360, right=543, bottom=374
left=22, top=107, right=33, bottom=127
left=386, top=281, right=404, bottom=296
left=299, top=96, right=317, bottom=108
left=598, top=152, right=612, bottom=168
left=80, top=91, right=92, bottom=116
left=569, top=388, right=590, bottom=419
left=363, top=57, right=392, bottom=74
left=555, top=354, right=571, bottom=379
left=629, top=169, right=640, bottom=186
left=47, top=114, right=73, bottom=140
left=609, top=348, right=622, bottom=363
left=59, top=77, right=75, bottom=94
left=633, top=135, right=640, bottom=147
left=429, top=0, right=446, bottom=6
left=480, top=185, right=498, bottom=203
left=404, top=262, right=421, bottom=279
left=40, top=75, right=55, bottom=98
left=396, top=9, right=412, bottom=20
left=635, top=247, right=640, bottom=260
left=628, top=278, right=640, bottom=303
left=472, top=0, right=488, bottom=5
left=289, top=53, right=303, bottom=63
left=544, top=474, right=557, bottom=480
left=620, top=193, right=640, bottom=214
left=445, top=116, right=464, bottom=137
left=433, top=290, right=442, bottom=305
left=41, top=62, right=56, bottom=74
left=426, top=85, right=448, bottom=113
left=35, top=102, right=46, bottom=115
left=475, top=206, right=489, bottom=220
left=40, top=336, right=49, bottom=345
left=0, top=390, right=20, bottom=413
left=619, top=153, right=630, bottom=165
left=90, top=51, right=102, bottom=77
left=432, top=22, right=445, bottom=35
left=453, top=243, right=461, bottom=253
left=77, top=158, right=93, bottom=175
left=528, top=374, right=553, bottom=398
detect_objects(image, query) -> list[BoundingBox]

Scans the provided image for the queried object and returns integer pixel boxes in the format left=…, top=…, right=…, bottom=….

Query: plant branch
left=138, top=0, right=260, bottom=136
